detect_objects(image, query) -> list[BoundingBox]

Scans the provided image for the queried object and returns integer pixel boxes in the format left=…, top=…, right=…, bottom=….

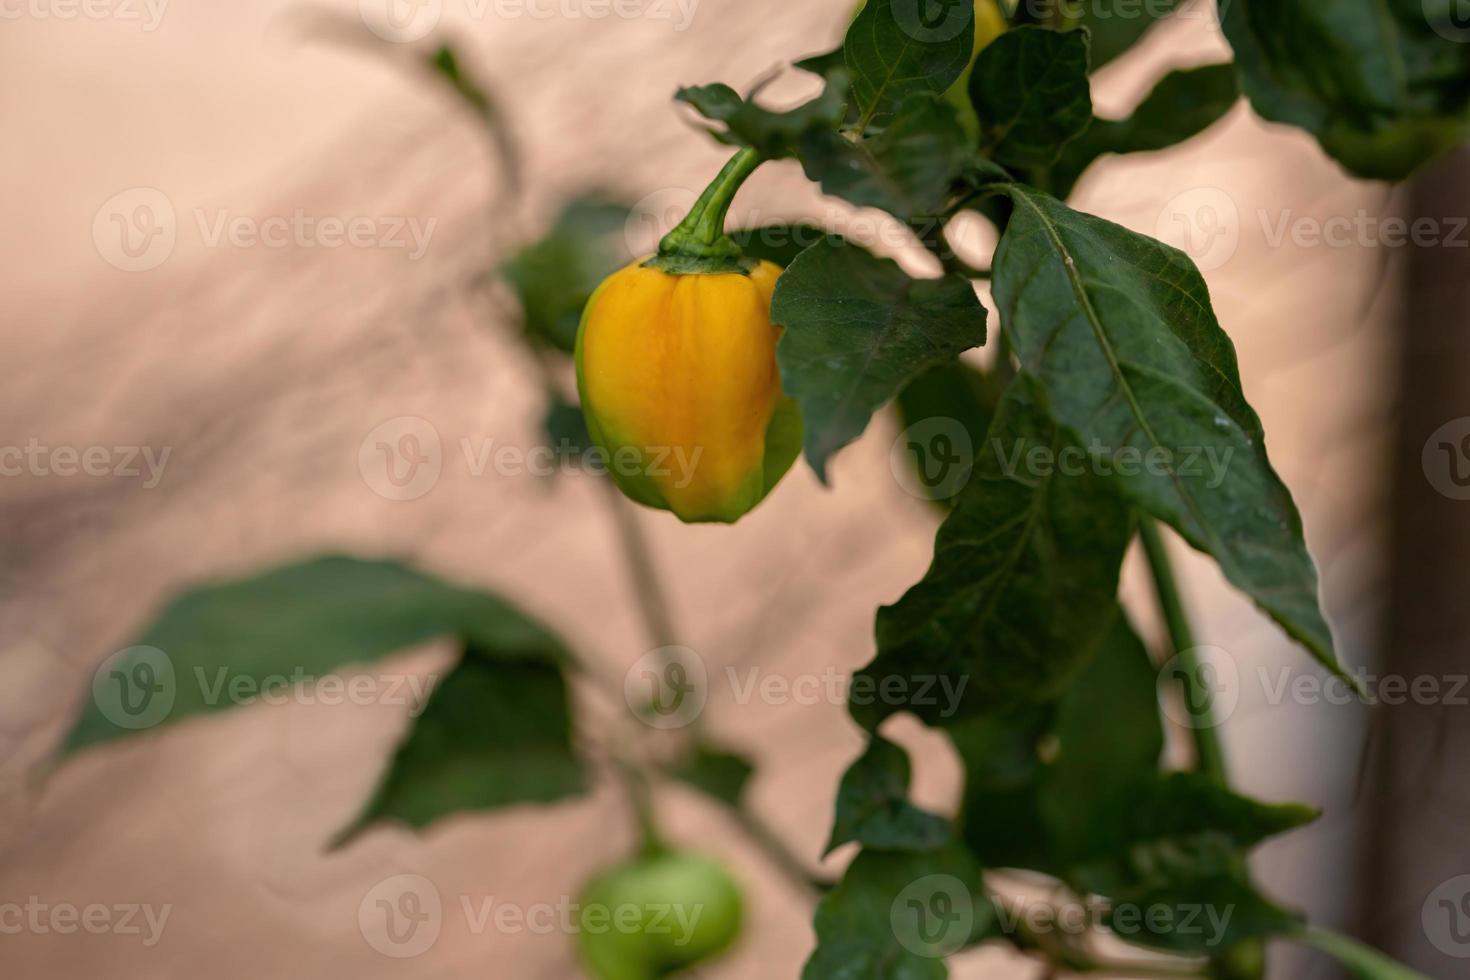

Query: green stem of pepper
left=646, top=147, right=763, bottom=275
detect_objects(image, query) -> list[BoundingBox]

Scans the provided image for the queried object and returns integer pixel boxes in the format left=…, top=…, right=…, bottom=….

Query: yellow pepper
left=575, top=149, right=802, bottom=524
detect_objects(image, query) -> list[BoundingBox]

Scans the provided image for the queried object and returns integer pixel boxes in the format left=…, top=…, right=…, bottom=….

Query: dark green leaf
left=676, top=73, right=850, bottom=158
left=1077, top=0, right=1181, bottom=69
left=771, top=236, right=988, bottom=482
left=1046, top=62, right=1240, bottom=198
left=826, top=735, right=951, bottom=855
left=502, top=197, right=631, bottom=353
left=952, top=704, right=1055, bottom=871
left=796, top=46, right=848, bottom=79
left=729, top=221, right=826, bottom=269
left=334, top=642, right=584, bottom=845
left=894, top=360, right=1005, bottom=509
left=59, top=556, right=573, bottom=757
left=1036, top=611, right=1163, bottom=862
left=669, top=743, right=755, bottom=809
left=854, top=381, right=1133, bottom=728
left=991, top=184, right=1350, bottom=684
left=803, top=842, right=989, bottom=979
left=1222, top=0, right=1470, bottom=180
left=798, top=93, right=970, bottom=220
left=1294, top=927, right=1432, bottom=980
left=970, top=26, right=1092, bottom=168
left=845, top=0, right=975, bottom=132
left=543, top=390, right=593, bottom=462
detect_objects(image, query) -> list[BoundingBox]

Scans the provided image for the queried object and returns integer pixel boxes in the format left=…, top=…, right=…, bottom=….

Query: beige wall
left=1, top=0, right=1398, bottom=976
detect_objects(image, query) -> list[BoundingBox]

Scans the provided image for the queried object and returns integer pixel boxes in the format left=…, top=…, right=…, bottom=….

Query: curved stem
left=649, top=147, right=763, bottom=274
left=1139, top=520, right=1229, bottom=783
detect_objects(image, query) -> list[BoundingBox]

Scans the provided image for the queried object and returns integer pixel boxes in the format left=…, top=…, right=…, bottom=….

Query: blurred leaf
left=676, top=73, right=850, bottom=158
left=803, top=842, right=989, bottom=980
left=669, top=743, right=755, bottom=809
left=970, top=27, right=1092, bottom=168
left=854, top=381, right=1133, bottom=728
left=952, top=703, right=1056, bottom=872
left=59, top=556, right=574, bottom=757
left=1046, top=62, right=1240, bottom=198
left=543, top=390, right=593, bottom=462
left=334, top=641, right=584, bottom=845
left=502, top=197, right=631, bottom=354
left=826, top=735, right=951, bottom=855
left=771, top=236, right=988, bottom=483
left=798, top=93, right=971, bottom=220
left=424, top=44, right=522, bottom=193
left=991, top=183, right=1350, bottom=684
left=1077, top=0, right=1181, bottom=69
left=729, top=221, right=826, bottom=269
left=1222, top=0, right=1470, bottom=180
left=845, top=0, right=974, bottom=131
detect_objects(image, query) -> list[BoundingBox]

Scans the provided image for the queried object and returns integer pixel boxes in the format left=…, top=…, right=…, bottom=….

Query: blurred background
left=2, top=0, right=1467, bottom=976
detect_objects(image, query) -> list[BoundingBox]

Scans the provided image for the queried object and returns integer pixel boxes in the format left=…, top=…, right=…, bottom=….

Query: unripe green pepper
left=576, top=149, right=802, bottom=524
left=575, top=850, right=745, bottom=980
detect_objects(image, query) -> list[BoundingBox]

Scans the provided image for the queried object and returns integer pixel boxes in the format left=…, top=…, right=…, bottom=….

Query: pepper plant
left=53, top=1, right=1470, bottom=978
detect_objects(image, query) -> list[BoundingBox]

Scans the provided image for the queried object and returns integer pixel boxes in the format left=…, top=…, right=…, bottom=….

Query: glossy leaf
left=970, top=26, right=1092, bottom=168
left=826, top=735, right=951, bottom=855
left=60, top=556, right=575, bottom=757
left=854, top=381, right=1133, bottom=728
left=771, top=236, right=988, bottom=482
left=334, top=642, right=584, bottom=845
left=799, top=93, right=970, bottom=220
left=845, top=0, right=974, bottom=132
left=802, top=842, right=988, bottom=980
left=990, top=184, right=1349, bottom=684
left=1047, top=62, right=1240, bottom=198
left=1222, top=0, right=1470, bottom=180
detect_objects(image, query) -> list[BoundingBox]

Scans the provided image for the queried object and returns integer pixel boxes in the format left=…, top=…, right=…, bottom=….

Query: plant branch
left=1138, top=520, right=1229, bottom=783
